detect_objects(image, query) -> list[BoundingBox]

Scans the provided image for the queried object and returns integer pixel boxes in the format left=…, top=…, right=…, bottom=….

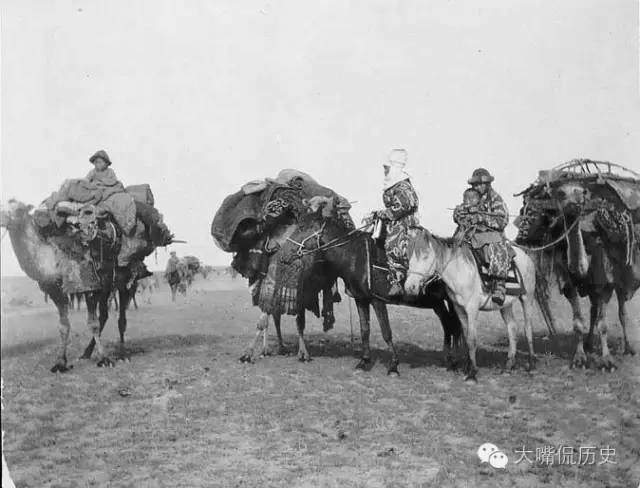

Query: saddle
left=469, top=245, right=525, bottom=296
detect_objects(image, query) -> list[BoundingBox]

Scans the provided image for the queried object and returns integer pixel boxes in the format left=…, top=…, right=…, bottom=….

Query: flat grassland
left=2, top=274, right=639, bottom=488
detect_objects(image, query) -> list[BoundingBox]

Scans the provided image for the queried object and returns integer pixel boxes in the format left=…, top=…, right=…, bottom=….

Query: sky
left=1, top=0, right=639, bottom=276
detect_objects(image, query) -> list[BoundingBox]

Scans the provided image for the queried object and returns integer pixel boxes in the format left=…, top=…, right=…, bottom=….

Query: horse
left=404, top=229, right=537, bottom=381
left=277, top=212, right=463, bottom=375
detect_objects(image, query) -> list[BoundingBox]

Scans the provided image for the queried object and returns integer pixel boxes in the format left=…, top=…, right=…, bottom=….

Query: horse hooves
left=623, top=345, right=636, bottom=356
left=259, top=350, right=272, bottom=358
left=50, top=363, right=71, bottom=373
left=387, top=367, right=400, bottom=377
left=298, top=355, right=312, bottom=363
left=505, top=359, right=516, bottom=371
left=464, top=371, right=478, bottom=383
left=239, top=354, right=253, bottom=364
left=355, top=358, right=372, bottom=371
left=277, top=347, right=289, bottom=356
left=97, top=357, right=114, bottom=368
left=116, top=356, right=131, bottom=363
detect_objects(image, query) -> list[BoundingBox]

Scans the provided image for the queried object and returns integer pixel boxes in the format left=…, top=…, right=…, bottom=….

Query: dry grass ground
left=1, top=275, right=639, bottom=488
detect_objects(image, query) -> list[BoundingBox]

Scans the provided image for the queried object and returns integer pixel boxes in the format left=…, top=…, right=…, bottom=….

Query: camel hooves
left=50, top=363, right=71, bottom=373
left=571, top=353, right=588, bottom=369
left=599, top=356, right=617, bottom=372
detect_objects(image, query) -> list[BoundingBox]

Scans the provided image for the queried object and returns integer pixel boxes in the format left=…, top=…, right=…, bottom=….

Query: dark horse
left=0, top=200, right=136, bottom=372
left=279, top=214, right=464, bottom=375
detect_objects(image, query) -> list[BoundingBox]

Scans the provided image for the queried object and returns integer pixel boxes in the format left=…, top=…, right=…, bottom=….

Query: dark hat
left=89, top=150, right=112, bottom=166
left=468, top=168, right=494, bottom=184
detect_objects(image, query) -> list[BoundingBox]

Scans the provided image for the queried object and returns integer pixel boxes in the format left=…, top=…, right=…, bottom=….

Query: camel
left=550, top=181, right=639, bottom=369
left=1, top=199, right=135, bottom=372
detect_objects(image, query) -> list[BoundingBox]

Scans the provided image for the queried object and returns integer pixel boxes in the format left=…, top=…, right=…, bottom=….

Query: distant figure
left=165, top=251, right=182, bottom=302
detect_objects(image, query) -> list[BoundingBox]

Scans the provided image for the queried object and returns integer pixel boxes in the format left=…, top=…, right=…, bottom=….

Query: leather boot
left=492, top=279, right=506, bottom=305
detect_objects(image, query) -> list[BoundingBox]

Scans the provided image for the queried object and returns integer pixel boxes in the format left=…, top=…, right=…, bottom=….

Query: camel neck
left=8, top=218, right=58, bottom=283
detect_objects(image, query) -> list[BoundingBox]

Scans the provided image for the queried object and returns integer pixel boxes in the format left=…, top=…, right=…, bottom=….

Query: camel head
left=551, top=182, right=589, bottom=219
left=0, top=199, right=34, bottom=229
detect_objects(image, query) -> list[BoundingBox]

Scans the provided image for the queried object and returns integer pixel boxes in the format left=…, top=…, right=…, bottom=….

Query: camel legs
left=354, top=299, right=372, bottom=371
left=84, top=292, right=113, bottom=368
left=616, top=288, right=636, bottom=355
left=566, top=287, right=588, bottom=368
left=116, top=277, right=132, bottom=361
left=592, top=289, right=616, bottom=370
left=371, top=299, right=399, bottom=375
left=47, top=286, right=72, bottom=373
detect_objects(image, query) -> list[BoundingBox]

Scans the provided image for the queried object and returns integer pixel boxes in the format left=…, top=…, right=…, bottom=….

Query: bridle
left=284, top=222, right=370, bottom=257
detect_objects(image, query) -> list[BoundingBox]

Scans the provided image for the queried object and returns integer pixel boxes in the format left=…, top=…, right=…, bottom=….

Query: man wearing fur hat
left=367, top=149, right=419, bottom=297
left=453, top=168, right=510, bottom=305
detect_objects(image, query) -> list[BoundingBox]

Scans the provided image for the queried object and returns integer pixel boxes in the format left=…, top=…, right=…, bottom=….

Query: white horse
left=405, top=229, right=537, bottom=381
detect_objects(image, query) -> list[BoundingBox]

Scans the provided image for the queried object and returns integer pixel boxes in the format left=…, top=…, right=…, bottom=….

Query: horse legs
left=47, top=286, right=72, bottom=373
left=371, top=299, right=399, bottom=376
left=296, top=311, right=311, bottom=362
left=500, top=304, right=518, bottom=371
left=85, top=292, right=113, bottom=368
left=240, top=313, right=269, bottom=363
left=520, top=295, right=536, bottom=371
left=616, top=288, right=636, bottom=355
left=432, top=300, right=457, bottom=370
left=273, top=313, right=287, bottom=355
left=567, top=288, right=588, bottom=368
left=321, top=283, right=336, bottom=332
left=354, top=298, right=373, bottom=371
left=453, top=302, right=478, bottom=382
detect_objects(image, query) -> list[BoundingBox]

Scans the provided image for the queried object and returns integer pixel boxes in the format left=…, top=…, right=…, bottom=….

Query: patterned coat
left=379, top=179, right=419, bottom=283
left=454, top=187, right=511, bottom=278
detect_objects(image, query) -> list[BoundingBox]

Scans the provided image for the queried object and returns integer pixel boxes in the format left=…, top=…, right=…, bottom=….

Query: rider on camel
left=453, top=168, right=510, bottom=305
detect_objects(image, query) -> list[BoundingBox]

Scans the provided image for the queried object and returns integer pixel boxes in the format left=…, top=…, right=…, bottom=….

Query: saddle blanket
left=472, top=251, right=526, bottom=296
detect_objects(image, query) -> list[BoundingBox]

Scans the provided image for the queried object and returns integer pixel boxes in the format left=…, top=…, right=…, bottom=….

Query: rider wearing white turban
left=372, top=149, right=420, bottom=297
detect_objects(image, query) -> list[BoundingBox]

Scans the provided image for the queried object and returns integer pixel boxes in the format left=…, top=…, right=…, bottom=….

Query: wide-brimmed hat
left=89, top=150, right=112, bottom=166
left=383, top=149, right=408, bottom=168
left=468, top=168, right=494, bottom=184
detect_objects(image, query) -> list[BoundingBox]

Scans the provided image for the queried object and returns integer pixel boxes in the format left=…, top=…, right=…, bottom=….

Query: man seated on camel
left=453, top=168, right=510, bottom=305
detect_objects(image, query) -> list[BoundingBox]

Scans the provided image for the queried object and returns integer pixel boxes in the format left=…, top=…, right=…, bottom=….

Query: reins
left=285, top=222, right=370, bottom=257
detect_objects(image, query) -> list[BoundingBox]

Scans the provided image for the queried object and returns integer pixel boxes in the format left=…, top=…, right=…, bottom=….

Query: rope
left=287, top=223, right=370, bottom=257
left=510, top=217, right=580, bottom=252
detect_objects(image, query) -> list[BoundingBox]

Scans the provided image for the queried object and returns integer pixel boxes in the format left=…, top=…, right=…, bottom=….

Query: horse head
left=405, top=229, right=439, bottom=295
left=0, top=199, right=34, bottom=229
